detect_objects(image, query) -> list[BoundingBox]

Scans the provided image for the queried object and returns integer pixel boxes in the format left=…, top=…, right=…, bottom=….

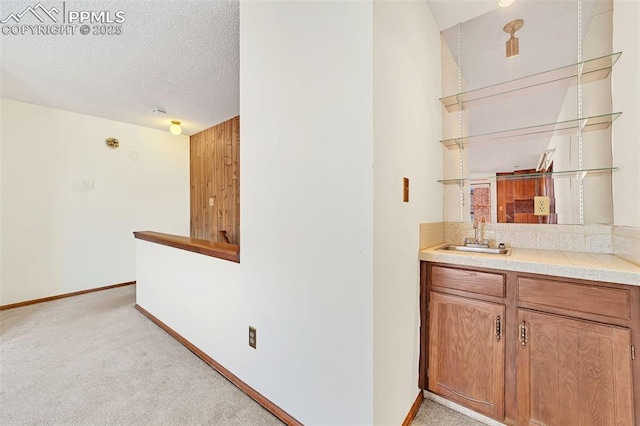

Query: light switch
left=403, top=177, right=409, bottom=202
left=209, top=198, right=214, bottom=207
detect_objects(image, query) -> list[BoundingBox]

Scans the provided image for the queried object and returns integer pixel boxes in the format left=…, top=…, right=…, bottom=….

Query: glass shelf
left=437, top=167, right=618, bottom=184
left=440, top=112, right=621, bottom=149
left=440, top=52, right=622, bottom=113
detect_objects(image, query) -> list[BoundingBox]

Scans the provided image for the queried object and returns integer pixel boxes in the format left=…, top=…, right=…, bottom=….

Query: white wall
left=0, top=98, right=189, bottom=305
left=140, top=1, right=375, bottom=424
left=241, top=2, right=374, bottom=422
left=581, top=12, right=615, bottom=226
left=612, top=0, right=640, bottom=227
left=372, top=1, right=442, bottom=424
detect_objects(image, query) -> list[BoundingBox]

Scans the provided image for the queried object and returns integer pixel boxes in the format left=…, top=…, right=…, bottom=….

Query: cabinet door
left=517, top=310, right=634, bottom=426
left=428, top=292, right=505, bottom=420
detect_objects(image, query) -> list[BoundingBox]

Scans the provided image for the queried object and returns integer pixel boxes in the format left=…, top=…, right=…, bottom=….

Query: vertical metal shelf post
left=457, top=23, right=465, bottom=222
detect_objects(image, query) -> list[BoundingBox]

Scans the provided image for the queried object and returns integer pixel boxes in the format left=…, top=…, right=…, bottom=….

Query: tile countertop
left=420, top=245, right=640, bottom=286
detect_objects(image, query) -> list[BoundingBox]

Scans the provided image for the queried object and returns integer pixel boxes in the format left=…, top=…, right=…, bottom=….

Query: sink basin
left=437, top=245, right=511, bottom=255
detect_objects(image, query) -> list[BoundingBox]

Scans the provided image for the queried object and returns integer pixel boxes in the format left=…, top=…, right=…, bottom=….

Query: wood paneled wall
left=190, top=116, right=240, bottom=244
left=496, top=168, right=555, bottom=224
left=497, top=169, right=537, bottom=224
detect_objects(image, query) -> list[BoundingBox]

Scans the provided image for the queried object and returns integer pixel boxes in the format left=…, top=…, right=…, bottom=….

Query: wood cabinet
left=419, top=262, right=640, bottom=426
left=517, top=310, right=634, bottom=425
left=429, top=292, right=505, bottom=419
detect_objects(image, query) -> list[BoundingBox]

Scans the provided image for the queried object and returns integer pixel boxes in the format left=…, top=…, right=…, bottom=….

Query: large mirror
left=441, top=0, right=616, bottom=225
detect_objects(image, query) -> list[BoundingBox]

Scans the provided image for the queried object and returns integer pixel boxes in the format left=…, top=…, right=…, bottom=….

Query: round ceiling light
left=169, top=120, right=182, bottom=135
left=498, top=0, right=515, bottom=7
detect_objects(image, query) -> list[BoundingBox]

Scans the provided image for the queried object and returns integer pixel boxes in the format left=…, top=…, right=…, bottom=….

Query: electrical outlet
left=534, top=196, right=550, bottom=216
left=209, top=198, right=214, bottom=207
left=249, top=326, right=256, bottom=349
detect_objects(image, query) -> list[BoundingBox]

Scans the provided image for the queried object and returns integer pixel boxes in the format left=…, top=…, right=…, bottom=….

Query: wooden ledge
left=134, top=231, right=239, bottom=263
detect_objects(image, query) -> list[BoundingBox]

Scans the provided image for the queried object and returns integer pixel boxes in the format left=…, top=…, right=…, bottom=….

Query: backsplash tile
left=420, top=222, right=444, bottom=249
left=541, top=232, right=586, bottom=252
left=614, top=226, right=640, bottom=266
left=443, top=222, right=613, bottom=254
left=586, top=234, right=613, bottom=253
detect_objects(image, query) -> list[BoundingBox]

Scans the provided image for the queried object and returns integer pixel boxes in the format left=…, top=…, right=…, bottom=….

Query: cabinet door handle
left=519, top=321, right=527, bottom=348
left=495, top=316, right=501, bottom=342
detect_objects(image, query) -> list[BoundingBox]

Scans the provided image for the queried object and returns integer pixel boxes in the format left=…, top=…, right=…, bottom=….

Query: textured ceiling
left=0, top=0, right=239, bottom=136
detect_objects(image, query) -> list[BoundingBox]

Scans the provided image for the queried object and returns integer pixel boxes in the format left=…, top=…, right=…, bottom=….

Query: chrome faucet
left=465, top=218, right=489, bottom=248
left=473, top=218, right=479, bottom=243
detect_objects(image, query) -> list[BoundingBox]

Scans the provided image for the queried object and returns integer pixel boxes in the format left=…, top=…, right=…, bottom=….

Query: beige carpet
left=0, top=285, right=282, bottom=425
left=412, top=400, right=484, bottom=426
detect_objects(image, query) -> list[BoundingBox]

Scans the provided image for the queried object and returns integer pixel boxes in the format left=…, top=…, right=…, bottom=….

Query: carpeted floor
left=0, top=285, right=282, bottom=425
left=412, top=400, right=484, bottom=426
left=1, top=285, right=483, bottom=426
